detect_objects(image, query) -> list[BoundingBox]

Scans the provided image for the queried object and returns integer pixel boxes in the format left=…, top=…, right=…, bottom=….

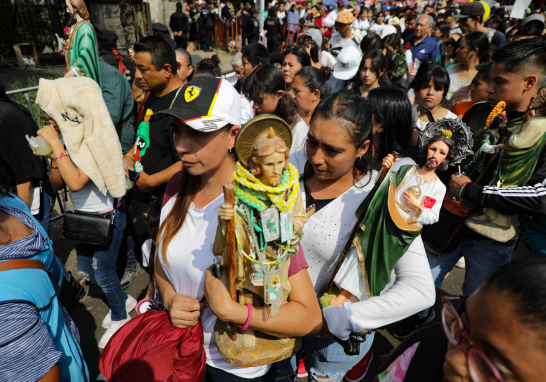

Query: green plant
left=6, top=75, right=49, bottom=127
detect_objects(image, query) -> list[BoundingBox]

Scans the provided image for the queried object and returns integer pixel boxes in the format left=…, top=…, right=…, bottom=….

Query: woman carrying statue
left=63, top=0, right=102, bottom=88
left=152, top=77, right=321, bottom=382
left=275, top=90, right=438, bottom=382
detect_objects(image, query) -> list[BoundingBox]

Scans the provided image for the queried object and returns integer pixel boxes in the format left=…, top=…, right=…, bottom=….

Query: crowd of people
left=2, top=0, right=546, bottom=381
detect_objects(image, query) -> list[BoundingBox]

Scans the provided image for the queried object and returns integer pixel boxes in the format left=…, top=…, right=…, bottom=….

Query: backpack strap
left=0, top=259, right=51, bottom=278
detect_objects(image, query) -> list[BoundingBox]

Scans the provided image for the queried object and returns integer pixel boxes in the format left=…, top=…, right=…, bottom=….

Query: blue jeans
left=77, top=202, right=128, bottom=321
left=34, top=179, right=56, bottom=235
left=276, top=333, right=375, bottom=382
left=426, top=235, right=518, bottom=296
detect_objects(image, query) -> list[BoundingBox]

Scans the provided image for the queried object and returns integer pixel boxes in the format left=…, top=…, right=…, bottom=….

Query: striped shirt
left=0, top=302, right=61, bottom=382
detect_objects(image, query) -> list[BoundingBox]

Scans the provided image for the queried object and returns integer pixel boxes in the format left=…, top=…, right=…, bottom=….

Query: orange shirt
left=452, top=100, right=477, bottom=118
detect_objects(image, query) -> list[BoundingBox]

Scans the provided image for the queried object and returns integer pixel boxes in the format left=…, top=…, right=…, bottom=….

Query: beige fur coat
left=36, top=77, right=126, bottom=198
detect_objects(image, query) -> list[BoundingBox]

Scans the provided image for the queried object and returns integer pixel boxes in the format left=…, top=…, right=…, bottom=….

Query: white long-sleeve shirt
left=325, top=235, right=435, bottom=340
left=322, top=9, right=338, bottom=27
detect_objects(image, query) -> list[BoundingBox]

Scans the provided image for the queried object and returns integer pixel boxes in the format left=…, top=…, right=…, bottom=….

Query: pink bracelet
left=56, top=152, right=68, bottom=160
left=238, top=303, right=253, bottom=331
left=136, top=299, right=153, bottom=315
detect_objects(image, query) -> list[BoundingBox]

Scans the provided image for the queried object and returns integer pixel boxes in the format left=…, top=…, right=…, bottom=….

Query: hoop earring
left=229, top=147, right=233, bottom=153
left=357, top=156, right=362, bottom=161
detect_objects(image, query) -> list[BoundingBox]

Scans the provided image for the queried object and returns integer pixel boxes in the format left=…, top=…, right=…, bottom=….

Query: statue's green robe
left=354, top=165, right=421, bottom=297
left=66, top=21, right=102, bottom=89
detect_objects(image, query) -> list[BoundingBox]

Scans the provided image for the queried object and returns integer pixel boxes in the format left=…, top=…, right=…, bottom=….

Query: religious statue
left=213, top=115, right=308, bottom=367
left=464, top=101, right=508, bottom=179
left=63, top=0, right=102, bottom=88
left=465, top=88, right=546, bottom=241
left=321, top=118, right=474, bottom=310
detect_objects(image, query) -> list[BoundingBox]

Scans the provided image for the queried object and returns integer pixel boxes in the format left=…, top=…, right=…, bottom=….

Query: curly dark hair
left=418, top=136, right=453, bottom=171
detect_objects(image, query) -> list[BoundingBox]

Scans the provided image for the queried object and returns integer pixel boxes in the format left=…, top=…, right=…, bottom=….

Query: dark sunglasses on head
left=283, top=45, right=303, bottom=54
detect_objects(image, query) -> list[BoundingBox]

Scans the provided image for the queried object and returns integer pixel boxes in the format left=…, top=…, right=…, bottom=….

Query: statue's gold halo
left=235, top=114, right=293, bottom=168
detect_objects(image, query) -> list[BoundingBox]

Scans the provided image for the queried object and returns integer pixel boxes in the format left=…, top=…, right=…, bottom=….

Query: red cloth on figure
left=111, top=49, right=128, bottom=75
left=99, top=311, right=206, bottom=382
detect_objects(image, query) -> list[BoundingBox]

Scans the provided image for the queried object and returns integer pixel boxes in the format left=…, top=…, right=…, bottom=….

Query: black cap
left=100, top=29, right=118, bottom=51
left=270, top=5, right=278, bottom=13
left=444, top=8, right=457, bottom=17
left=453, top=2, right=485, bottom=19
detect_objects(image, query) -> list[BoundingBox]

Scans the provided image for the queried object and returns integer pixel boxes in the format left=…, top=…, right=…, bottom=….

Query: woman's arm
left=322, top=236, right=435, bottom=340
left=48, top=159, right=66, bottom=191
left=204, top=266, right=322, bottom=338
left=36, top=126, right=89, bottom=191
left=154, top=255, right=208, bottom=328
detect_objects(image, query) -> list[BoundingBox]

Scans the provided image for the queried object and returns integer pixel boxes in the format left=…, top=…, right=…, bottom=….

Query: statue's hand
left=219, top=203, right=235, bottom=221
left=403, top=190, right=421, bottom=211
left=382, top=154, right=395, bottom=171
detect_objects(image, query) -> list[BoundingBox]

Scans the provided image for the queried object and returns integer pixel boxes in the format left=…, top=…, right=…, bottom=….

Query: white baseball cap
left=333, top=46, right=363, bottom=81
left=524, top=14, right=545, bottom=25
left=153, top=77, right=242, bottom=131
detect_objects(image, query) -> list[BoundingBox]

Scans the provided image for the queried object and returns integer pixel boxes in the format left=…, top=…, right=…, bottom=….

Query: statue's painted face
left=425, top=140, right=449, bottom=170
left=533, top=88, right=546, bottom=109
left=257, top=151, right=285, bottom=186
left=66, top=0, right=76, bottom=17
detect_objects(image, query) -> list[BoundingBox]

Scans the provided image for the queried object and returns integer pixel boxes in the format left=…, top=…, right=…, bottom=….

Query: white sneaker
left=102, top=294, right=137, bottom=329
left=98, top=315, right=131, bottom=349
left=455, top=257, right=466, bottom=269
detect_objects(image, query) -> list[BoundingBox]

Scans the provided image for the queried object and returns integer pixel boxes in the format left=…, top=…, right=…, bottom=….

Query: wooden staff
left=325, top=152, right=399, bottom=294
left=223, top=183, right=237, bottom=340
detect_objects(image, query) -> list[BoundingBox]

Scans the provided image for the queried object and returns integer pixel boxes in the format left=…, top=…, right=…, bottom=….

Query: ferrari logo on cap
left=185, top=86, right=201, bottom=103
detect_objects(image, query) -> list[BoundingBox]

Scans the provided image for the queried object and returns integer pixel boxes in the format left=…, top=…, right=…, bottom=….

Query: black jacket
left=170, top=9, right=189, bottom=33
left=264, top=16, right=285, bottom=40
left=246, top=16, right=260, bottom=40
left=200, top=7, right=217, bottom=27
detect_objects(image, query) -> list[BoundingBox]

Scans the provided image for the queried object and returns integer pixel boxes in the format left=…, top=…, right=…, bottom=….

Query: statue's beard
left=425, top=157, right=439, bottom=170
left=267, top=175, right=282, bottom=186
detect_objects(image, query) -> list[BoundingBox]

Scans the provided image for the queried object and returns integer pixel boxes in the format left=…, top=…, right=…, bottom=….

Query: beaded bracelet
left=459, top=181, right=470, bottom=200
left=56, top=153, right=68, bottom=160
left=239, top=303, right=253, bottom=331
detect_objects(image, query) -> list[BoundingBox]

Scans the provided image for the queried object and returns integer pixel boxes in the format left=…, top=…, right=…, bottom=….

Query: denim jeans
left=205, top=363, right=276, bottom=382
left=276, top=332, right=375, bottom=382
left=34, top=179, right=56, bottom=235
left=426, top=234, right=518, bottom=296
left=77, top=201, right=128, bottom=321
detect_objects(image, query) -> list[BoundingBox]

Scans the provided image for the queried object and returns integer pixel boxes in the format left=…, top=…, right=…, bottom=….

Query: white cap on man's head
left=153, top=77, right=241, bottom=131
left=525, top=14, right=545, bottom=25
left=333, top=46, right=363, bottom=80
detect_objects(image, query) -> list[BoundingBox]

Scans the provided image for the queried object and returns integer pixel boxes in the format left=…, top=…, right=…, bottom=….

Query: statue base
left=214, top=319, right=301, bottom=367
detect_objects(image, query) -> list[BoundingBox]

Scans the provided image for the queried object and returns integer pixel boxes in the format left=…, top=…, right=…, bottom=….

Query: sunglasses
left=442, top=296, right=507, bottom=382
left=283, top=45, right=303, bottom=54
left=446, top=41, right=457, bottom=46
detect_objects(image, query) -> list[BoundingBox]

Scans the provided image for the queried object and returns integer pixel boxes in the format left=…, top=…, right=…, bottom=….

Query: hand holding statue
left=382, top=154, right=395, bottom=171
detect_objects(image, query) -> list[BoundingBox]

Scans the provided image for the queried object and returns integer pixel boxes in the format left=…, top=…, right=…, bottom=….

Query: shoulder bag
left=62, top=198, right=118, bottom=245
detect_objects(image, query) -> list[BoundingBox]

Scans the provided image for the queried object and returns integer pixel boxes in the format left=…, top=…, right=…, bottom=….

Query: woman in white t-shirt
left=276, top=91, right=434, bottom=382
left=411, top=65, right=457, bottom=132
left=368, top=11, right=387, bottom=36
left=154, top=78, right=321, bottom=382
left=243, top=64, right=308, bottom=154
left=445, top=32, right=488, bottom=108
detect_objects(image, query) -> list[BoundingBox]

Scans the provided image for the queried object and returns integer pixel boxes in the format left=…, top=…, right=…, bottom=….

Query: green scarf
left=354, top=165, right=420, bottom=297
left=494, top=133, right=546, bottom=187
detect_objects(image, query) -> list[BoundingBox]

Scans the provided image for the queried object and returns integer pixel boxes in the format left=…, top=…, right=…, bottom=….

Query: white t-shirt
left=352, top=18, right=370, bottom=36
left=445, top=65, right=471, bottom=101
left=290, top=117, right=309, bottom=155
left=158, top=195, right=270, bottom=378
left=416, top=109, right=458, bottom=131
left=69, top=156, right=115, bottom=212
left=369, top=23, right=386, bottom=36
left=329, top=32, right=362, bottom=50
